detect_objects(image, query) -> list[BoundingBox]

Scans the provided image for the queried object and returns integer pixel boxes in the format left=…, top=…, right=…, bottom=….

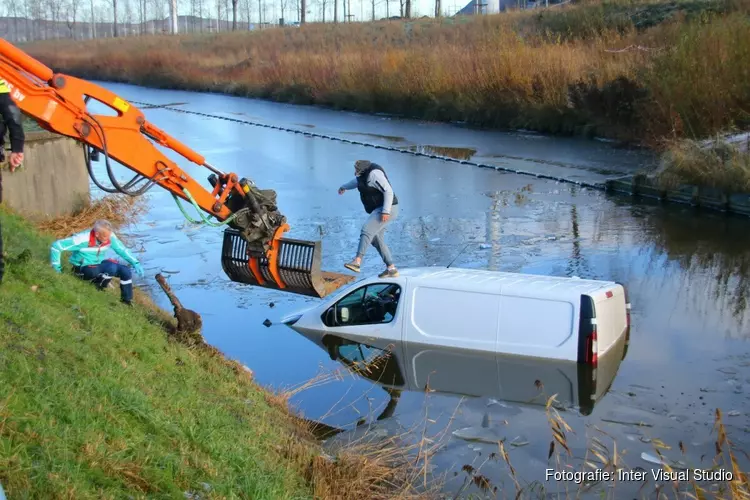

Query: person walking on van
left=338, top=160, right=399, bottom=278
left=49, top=219, right=144, bottom=305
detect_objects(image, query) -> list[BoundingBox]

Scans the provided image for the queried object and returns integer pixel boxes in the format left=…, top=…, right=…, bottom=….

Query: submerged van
left=283, top=267, right=631, bottom=365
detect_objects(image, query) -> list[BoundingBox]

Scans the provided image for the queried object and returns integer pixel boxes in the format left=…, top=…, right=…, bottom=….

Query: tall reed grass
left=26, top=0, right=750, bottom=145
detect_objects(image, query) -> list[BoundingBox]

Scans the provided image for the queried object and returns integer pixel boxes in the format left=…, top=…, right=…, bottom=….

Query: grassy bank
left=657, top=135, right=750, bottom=192
left=0, top=205, right=423, bottom=498
left=24, top=0, right=750, bottom=146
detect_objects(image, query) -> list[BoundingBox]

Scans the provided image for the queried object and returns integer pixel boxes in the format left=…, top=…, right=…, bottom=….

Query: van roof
left=395, top=267, right=616, bottom=296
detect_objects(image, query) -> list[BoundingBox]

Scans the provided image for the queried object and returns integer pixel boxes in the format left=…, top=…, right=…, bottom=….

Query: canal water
left=88, top=82, right=750, bottom=498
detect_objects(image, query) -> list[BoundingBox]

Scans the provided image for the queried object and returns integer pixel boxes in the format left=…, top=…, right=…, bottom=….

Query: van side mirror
left=324, top=307, right=336, bottom=327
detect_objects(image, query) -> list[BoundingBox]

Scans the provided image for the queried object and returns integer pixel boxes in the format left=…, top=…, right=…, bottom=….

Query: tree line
left=0, top=0, right=440, bottom=41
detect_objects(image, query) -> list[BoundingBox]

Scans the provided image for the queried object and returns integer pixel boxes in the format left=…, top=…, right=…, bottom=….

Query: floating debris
left=263, top=319, right=272, bottom=327
left=728, top=410, right=741, bottom=417
left=510, top=435, right=529, bottom=447
left=641, top=452, right=689, bottom=470
left=452, top=426, right=505, bottom=444
left=481, top=413, right=490, bottom=428
left=601, top=418, right=654, bottom=427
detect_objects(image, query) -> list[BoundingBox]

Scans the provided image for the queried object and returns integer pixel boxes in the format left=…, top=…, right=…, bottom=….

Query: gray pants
left=357, top=204, right=398, bottom=267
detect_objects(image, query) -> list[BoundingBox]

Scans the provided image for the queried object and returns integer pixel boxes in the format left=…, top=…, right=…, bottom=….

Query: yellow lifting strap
left=0, top=78, right=10, bottom=94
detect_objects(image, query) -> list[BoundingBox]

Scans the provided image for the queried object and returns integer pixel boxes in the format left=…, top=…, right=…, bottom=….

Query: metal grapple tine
left=221, top=228, right=355, bottom=298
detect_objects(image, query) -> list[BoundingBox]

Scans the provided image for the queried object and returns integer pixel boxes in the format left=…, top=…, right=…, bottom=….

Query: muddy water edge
left=87, top=83, right=750, bottom=498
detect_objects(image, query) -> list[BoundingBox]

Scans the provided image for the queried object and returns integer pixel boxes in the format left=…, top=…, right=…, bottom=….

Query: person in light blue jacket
left=50, top=219, right=145, bottom=305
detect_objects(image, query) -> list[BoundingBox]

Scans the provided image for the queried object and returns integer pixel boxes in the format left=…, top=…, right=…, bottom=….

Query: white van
left=282, top=267, right=631, bottom=365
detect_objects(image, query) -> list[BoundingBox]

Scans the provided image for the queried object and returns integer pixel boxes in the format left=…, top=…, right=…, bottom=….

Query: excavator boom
left=0, top=39, right=354, bottom=298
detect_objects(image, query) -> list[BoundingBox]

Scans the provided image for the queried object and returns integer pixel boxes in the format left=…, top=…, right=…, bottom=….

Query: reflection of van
left=283, top=267, right=631, bottom=365
left=293, top=331, right=627, bottom=415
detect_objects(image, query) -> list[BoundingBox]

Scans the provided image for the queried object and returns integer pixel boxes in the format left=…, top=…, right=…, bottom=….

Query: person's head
left=354, top=160, right=371, bottom=177
left=93, top=219, right=112, bottom=242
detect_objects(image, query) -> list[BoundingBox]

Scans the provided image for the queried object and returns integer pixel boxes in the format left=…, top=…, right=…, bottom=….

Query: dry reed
left=25, top=0, right=750, bottom=146
left=657, top=136, right=750, bottom=193
left=35, top=194, right=148, bottom=239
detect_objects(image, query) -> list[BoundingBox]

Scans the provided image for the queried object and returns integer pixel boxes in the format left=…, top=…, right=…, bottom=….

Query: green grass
left=0, top=207, right=317, bottom=499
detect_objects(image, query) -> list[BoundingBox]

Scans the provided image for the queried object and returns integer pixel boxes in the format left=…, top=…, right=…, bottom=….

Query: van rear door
left=577, top=283, right=630, bottom=365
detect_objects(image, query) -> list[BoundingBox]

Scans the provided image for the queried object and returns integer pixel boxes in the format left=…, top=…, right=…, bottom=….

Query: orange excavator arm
left=0, top=39, right=353, bottom=298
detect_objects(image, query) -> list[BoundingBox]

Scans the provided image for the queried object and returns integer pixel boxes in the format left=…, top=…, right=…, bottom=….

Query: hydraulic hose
left=171, top=186, right=247, bottom=227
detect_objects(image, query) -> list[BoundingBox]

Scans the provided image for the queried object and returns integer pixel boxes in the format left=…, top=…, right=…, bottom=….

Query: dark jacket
left=0, top=91, right=25, bottom=154
left=356, top=163, right=399, bottom=214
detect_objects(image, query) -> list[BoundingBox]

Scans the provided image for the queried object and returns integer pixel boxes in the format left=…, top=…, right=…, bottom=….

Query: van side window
left=325, top=283, right=401, bottom=327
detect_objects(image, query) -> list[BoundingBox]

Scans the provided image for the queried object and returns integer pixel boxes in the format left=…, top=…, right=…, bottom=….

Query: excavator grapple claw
left=221, top=228, right=356, bottom=298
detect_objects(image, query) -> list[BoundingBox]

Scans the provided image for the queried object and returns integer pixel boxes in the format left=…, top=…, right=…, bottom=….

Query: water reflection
left=294, top=331, right=627, bottom=418
left=404, top=145, right=477, bottom=160
left=566, top=204, right=592, bottom=279
left=341, top=131, right=407, bottom=143
left=613, top=203, right=750, bottom=332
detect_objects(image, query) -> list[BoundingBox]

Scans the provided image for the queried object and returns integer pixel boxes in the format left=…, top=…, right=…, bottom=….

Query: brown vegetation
left=25, top=0, right=750, bottom=146
left=657, top=136, right=750, bottom=192
left=34, top=193, right=147, bottom=239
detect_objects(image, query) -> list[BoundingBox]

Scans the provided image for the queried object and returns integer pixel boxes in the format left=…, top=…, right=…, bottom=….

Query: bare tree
left=404, top=0, right=409, bottom=16
left=66, top=0, right=80, bottom=36
left=169, top=0, right=177, bottom=32
left=138, top=0, right=144, bottom=33
left=112, top=0, right=118, bottom=36
left=299, top=0, right=303, bottom=22
left=370, top=0, right=374, bottom=20
left=88, top=0, right=95, bottom=36
left=5, top=0, right=22, bottom=41
left=48, top=0, right=64, bottom=38
left=151, top=0, right=165, bottom=31
left=231, top=0, right=237, bottom=28
left=279, top=0, right=286, bottom=24
left=241, top=0, right=250, bottom=27
left=434, top=0, right=439, bottom=17
left=124, top=0, right=133, bottom=34
left=30, top=0, right=44, bottom=40
left=332, top=0, right=336, bottom=21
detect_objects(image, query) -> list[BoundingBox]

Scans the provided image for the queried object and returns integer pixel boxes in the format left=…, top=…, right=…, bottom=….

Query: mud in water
left=404, top=144, right=478, bottom=160
left=92, top=82, right=750, bottom=498
left=342, top=131, right=407, bottom=143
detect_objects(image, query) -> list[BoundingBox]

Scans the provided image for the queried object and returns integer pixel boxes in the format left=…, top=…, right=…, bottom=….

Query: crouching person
left=49, top=219, right=145, bottom=305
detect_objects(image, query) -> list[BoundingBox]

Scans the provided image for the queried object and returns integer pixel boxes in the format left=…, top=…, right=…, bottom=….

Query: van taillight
left=578, top=295, right=597, bottom=366
left=585, top=326, right=598, bottom=367
left=626, top=303, right=631, bottom=327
